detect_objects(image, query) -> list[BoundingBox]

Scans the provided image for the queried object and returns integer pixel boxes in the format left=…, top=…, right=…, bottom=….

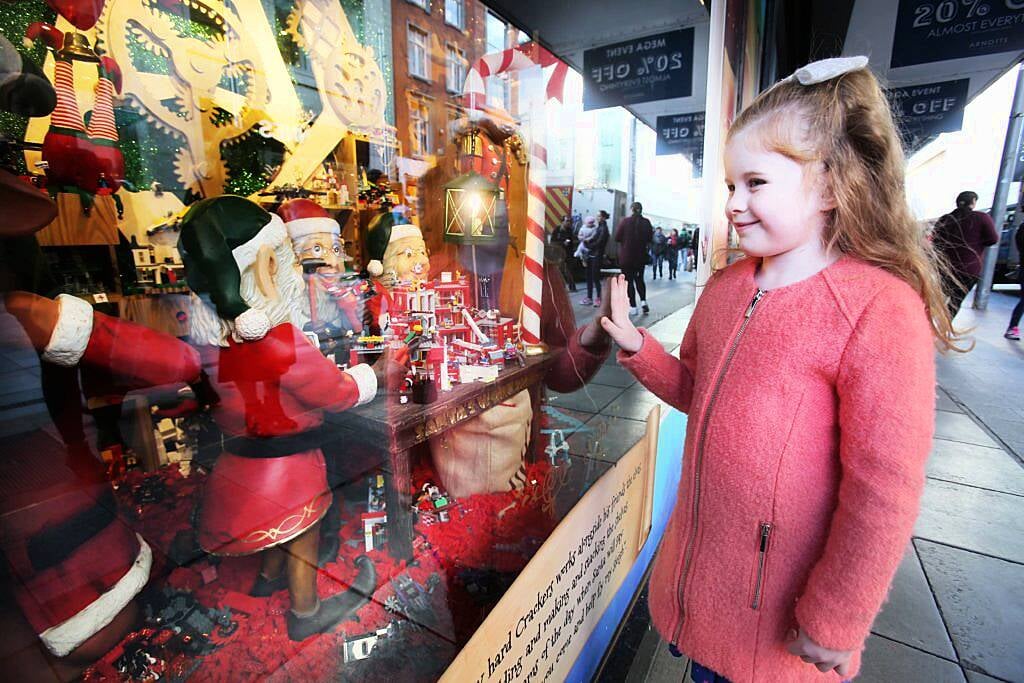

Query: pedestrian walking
left=576, top=214, right=609, bottom=306
left=550, top=216, right=577, bottom=292
left=932, top=190, right=999, bottom=319
left=652, top=226, right=668, bottom=279
left=1004, top=225, right=1024, bottom=340
left=688, top=226, right=700, bottom=271
left=667, top=228, right=681, bottom=280
left=614, top=202, right=654, bottom=314
left=600, top=58, right=956, bottom=682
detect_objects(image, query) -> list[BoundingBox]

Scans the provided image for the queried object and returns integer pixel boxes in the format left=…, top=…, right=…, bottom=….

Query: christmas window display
left=0, top=2, right=623, bottom=678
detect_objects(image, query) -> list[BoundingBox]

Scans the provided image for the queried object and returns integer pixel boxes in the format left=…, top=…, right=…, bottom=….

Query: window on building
left=407, top=25, right=430, bottom=81
left=444, top=0, right=464, bottom=29
left=446, top=45, right=467, bottom=94
left=407, top=0, right=429, bottom=12
left=485, top=11, right=506, bottom=54
left=409, top=97, right=431, bottom=157
left=484, top=12, right=508, bottom=108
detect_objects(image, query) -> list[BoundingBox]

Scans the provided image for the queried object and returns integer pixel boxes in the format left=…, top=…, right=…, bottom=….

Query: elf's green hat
left=178, top=195, right=287, bottom=341
left=365, top=211, right=424, bottom=277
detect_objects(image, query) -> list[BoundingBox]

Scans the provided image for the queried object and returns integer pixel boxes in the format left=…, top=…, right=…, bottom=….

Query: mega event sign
left=1014, top=131, right=1024, bottom=181
left=583, top=29, right=694, bottom=111
left=887, top=78, right=970, bottom=151
left=891, top=0, right=1024, bottom=68
left=656, top=112, right=705, bottom=177
left=440, top=408, right=660, bottom=683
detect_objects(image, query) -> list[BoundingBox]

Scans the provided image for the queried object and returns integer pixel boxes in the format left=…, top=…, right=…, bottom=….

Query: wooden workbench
left=324, top=353, right=554, bottom=560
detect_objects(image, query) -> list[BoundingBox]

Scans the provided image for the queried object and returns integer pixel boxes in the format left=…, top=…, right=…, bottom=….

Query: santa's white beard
left=188, top=242, right=308, bottom=347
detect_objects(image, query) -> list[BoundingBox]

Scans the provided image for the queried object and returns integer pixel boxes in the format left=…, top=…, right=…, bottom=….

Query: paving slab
left=927, top=438, right=1024, bottom=497
left=964, top=671, right=1004, bottom=683
left=590, top=363, right=638, bottom=389
left=858, top=635, right=966, bottom=683
left=872, top=544, right=957, bottom=659
left=936, top=388, right=963, bottom=413
left=915, top=479, right=1024, bottom=563
left=546, top=383, right=624, bottom=414
left=601, top=390, right=666, bottom=422
left=933, top=411, right=1000, bottom=448
left=916, top=539, right=1024, bottom=682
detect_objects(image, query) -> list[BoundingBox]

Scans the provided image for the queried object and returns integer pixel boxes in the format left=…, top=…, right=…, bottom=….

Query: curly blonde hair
left=726, top=66, right=963, bottom=351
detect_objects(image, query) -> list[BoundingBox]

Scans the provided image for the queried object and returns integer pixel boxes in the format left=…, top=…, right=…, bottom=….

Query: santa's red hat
left=278, top=199, right=340, bottom=241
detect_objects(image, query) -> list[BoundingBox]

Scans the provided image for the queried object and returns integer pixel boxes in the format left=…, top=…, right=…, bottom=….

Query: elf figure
left=24, top=23, right=125, bottom=215
left=178, top=195, right=407, bottom=640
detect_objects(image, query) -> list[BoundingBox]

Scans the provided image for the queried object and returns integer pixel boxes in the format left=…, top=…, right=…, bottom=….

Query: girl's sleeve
left=618, top=319, right=698, bottom=414
left=542, top=261, right=610, bottom=393
left=795, top=284, right=935, bottom=652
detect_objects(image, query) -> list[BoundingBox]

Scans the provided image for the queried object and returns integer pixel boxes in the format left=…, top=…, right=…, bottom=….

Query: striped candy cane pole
left=462, top=45, right=568, bottom=346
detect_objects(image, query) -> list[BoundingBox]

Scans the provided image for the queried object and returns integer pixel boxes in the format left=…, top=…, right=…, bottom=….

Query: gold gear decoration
left=95, top=0, right=273, bottom=196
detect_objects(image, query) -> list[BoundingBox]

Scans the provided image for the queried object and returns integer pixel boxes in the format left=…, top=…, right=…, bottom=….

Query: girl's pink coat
left=620, top=256, right=935, bottom=682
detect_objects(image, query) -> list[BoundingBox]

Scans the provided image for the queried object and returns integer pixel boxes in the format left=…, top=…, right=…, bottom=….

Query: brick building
left=391, top=0, right=526, bottom=171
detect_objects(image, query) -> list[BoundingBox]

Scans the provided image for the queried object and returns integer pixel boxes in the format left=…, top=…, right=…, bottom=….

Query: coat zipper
left=669, top=288, right=765, bottom=656
left=751, top=522, right=773, bottom=610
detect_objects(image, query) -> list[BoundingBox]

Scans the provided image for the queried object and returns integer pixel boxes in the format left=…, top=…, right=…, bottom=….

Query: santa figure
left=179, top=195, right=406, bottom=640
left=1, top=291, right=205, bottom=667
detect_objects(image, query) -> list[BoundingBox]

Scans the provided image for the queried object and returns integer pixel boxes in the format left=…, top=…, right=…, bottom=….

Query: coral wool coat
left=619, top=256, right=935, bottom=682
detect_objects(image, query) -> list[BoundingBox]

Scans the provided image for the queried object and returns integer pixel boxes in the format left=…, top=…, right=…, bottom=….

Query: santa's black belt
left=226, top=427, right=328, bottom=459
left=28, top=489, right=117, bottom=572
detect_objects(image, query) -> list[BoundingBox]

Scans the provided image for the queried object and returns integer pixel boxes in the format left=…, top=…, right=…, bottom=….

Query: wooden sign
left=440, top=406, right=660, bottom=683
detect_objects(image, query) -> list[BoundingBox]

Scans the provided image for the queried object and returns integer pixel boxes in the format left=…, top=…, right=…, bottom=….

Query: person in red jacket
left=601, top=58, right=957, bottom=682
left=931, top=190, right=999, bottom=319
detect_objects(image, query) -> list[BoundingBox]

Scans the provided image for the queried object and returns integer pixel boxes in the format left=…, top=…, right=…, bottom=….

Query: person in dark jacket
left=1005, top=225, right=1024, bottom=340
left=614, top=202, right=654, bottom=314
left=651, top=226, right=668, bottom=279
left=932, top=190, right=999, bottom=319
left=579, top=213, right=610, bottom=306
left=549, top=216, right=577, bottom=291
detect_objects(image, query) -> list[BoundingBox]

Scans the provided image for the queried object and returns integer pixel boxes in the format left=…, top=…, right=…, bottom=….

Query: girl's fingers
left=836, top=661, right=852, bottom=677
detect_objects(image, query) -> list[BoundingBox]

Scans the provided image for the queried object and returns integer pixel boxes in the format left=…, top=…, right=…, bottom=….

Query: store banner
left=656, top=112, right=705, bottom=178
left=890, top=0, right=1024, bottom=68
left=583, top=29, right=695, bottom=111
left=887, top=78, right=969, bottom=151
left=440, top=408, right=660, bottom=683
left=655, top=112, right=705, bottom=156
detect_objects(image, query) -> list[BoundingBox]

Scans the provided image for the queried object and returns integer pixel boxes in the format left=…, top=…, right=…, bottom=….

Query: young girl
left=601, top=57, right=956, bottom=682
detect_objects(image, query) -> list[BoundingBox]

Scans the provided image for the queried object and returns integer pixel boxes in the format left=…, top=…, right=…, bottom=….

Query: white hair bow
left=788, top=56, right=869, bottom=85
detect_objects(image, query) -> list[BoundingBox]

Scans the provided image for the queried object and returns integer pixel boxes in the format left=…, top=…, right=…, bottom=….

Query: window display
left=0, top=1, right=642, bottom=679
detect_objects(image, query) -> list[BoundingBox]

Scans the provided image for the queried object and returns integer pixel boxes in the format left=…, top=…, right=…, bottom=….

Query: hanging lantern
left=443, top=170, right=501, bottom=244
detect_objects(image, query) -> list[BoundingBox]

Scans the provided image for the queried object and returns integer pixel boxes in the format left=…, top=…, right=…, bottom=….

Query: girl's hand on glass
left=599, top=275, right=643, bottom=354
left=785, top=628, right=854, bottom=677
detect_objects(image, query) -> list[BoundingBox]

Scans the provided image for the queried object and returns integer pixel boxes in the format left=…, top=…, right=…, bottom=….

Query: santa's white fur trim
left=231, top=214, right=288, bottom=271
left=343, top=362, right=377, bottom=407
left=367, top=260, right=383, bottom=277
left=234, top=307, right=272, bottom=341
left=42, top=294, right=94, bottom=367
left=285, top=216, right=339, bottom=240
left=39, top=536, right=152, bottom=658
left=388, top=224, right=423, bottom=243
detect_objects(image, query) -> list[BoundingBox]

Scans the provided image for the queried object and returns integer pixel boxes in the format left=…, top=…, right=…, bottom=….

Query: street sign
left=890, top=0, right=1024, bottom=68
left=583, top=28, right=695, bottom=111
left=887, top=78, right=970, bottom=152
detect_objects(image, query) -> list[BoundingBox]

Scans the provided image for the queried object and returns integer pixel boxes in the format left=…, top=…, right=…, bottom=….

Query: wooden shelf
left=35, top=194, right=120, bottom=246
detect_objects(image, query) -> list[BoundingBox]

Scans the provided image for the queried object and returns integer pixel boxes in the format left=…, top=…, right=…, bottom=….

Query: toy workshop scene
left=0, top=0, right=681, bottom=679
